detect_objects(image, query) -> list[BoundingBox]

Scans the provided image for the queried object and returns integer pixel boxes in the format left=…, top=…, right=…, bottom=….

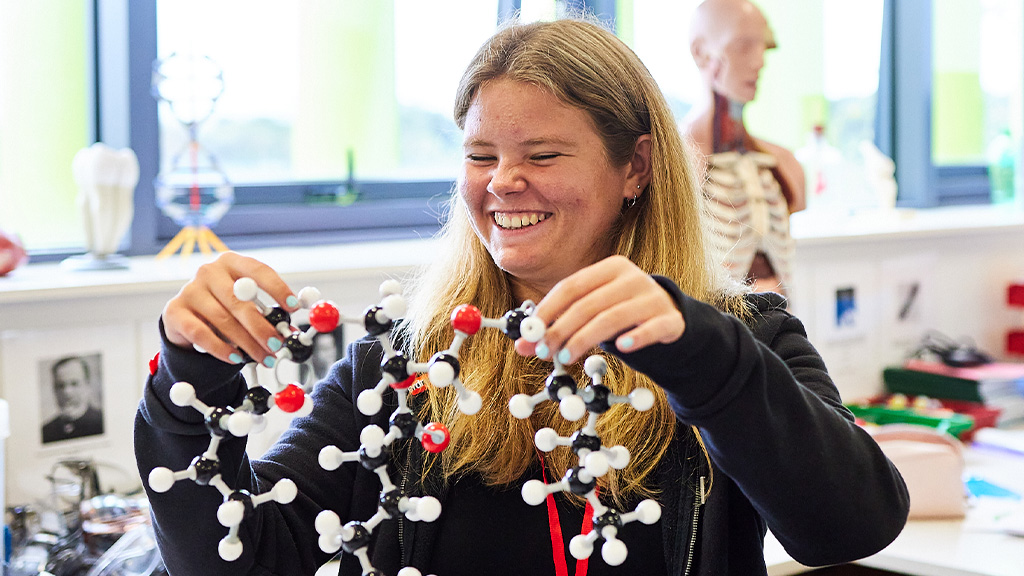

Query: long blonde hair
left=400, top=17, right=748, bottom=505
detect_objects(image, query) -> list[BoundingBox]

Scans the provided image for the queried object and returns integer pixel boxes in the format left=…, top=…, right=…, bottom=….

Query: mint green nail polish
left=286, top=295, right=298, bottom=307
left=268, top=337, right=282, bottom=352
left=619, top=336, right=635, bottom=350
left=229, top=353, right=243, bottom=364
left=557, top=348, right=572, bottom=364
left=536, top=343, right=550, bottom=360
left=263, top=356, right=276, bottom=368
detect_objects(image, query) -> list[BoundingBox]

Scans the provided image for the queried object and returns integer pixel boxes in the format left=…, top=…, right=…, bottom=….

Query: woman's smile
left=492, top=211, right=549, bottom=230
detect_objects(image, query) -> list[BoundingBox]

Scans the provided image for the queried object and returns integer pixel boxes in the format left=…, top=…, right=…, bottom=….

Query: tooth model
left=63, top=143, right=140, bottom=270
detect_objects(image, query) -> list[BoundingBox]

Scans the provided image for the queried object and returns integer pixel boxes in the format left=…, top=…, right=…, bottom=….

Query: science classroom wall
left=2, top=223, right=1024, bottom=507
left=0, top=258, right=413, bottom=508
left=786, top=222, right=1024, bottom=402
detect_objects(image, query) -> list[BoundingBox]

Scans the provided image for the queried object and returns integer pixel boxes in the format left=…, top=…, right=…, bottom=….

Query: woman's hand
left=515, top=255, right=685, bottom=364
left=161, top=252, right=299, bottom=367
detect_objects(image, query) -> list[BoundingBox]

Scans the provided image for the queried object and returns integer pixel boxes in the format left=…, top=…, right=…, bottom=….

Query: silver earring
left=625, top=184, right=640, bottom=208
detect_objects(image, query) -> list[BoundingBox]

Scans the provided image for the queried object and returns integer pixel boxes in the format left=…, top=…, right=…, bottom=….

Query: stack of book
left=882, top=358, right=1024, bottom=427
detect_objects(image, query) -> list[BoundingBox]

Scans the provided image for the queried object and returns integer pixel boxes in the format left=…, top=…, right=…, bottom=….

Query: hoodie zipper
left=682, top=475, right=706, bottom=576
left=398, top=447, right=411, bottom=563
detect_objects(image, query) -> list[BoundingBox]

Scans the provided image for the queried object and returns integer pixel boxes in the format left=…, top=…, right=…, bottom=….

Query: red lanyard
left=539, top=453, right=596, bottom=576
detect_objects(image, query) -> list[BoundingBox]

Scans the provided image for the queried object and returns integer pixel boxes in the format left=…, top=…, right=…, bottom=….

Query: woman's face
left=459, top=78, right=637, bottom=301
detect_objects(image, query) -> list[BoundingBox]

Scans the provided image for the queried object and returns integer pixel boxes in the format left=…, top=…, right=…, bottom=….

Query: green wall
left=0, top=2, right=89, bottom=250
left=745, top=0, right=825, bottom=152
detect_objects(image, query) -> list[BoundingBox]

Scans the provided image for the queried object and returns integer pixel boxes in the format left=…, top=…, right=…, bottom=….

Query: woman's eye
left=466, top=154, right=495, bottom=163
left=532, top=153, right=560, bottom=161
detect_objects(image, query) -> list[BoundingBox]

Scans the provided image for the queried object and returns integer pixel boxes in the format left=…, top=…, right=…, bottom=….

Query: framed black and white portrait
left=1, top=324, right=140, bottom=506
left=39, top=352, right=105, bottom=444
left=299, top=323, right=346, bottom=382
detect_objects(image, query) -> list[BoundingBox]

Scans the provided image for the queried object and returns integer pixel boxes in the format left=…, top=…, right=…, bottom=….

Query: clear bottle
left=987, top=128, right=1016, bottom=205
left=795, top=124, right=842, bottom=211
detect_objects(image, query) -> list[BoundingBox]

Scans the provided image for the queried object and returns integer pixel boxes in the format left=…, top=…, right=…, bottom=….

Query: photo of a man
left=298, top=324, right=345, bottom=383
left=40, top=354, right=105, bottom=444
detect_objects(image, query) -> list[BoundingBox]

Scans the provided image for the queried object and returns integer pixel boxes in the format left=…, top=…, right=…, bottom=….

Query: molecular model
left=315, top=299, right=546, bottom=575
left=146, top=379, right=300, bottom=561
left=146, top=277, right=370, bottom=561
left=147, top=277, right=662, bottom=574
left=515, top=355, right=661, bottom=566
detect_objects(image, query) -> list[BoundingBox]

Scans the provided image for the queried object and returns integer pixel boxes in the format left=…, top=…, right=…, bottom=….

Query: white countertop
left=789, top=204, right=1024, bottom=246
left=2, top=204, right=1022, bottom=305
left=766, top=443, right=1024, bottom=576
left=0, top=237, right=439, bottom=304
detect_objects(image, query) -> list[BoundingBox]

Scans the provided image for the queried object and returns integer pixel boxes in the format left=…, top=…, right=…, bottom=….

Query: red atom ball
left=421, top=422, right=450, bottom=453
left=308, top=301, right=341, bottom=333
left=275, top=383, right=306, bottom=413
left=450, top=304, right=482, bottom=335
left=391, top=374, right=418, bottom=390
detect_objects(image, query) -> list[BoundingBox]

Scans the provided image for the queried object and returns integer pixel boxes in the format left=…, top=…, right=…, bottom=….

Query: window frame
left=88, top=0, right=997, bottom=260
left=876, top=0, right=993, bottom=208
left=100, top=0, right=455, bottom=257
left=103, top=0, right=626, bottom=257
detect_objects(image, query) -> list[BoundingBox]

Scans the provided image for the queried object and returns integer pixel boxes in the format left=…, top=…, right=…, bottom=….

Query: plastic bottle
left=795, top=124, right=842, bottom=211
left=987, top=129, right=1016, bottom=205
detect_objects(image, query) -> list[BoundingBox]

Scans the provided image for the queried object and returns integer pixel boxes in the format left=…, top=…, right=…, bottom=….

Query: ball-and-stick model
left=147, top=277, right=352, bottom=560
left=232, top=276, right=349, bottom=417
left=353, top=299, right=545, bottom=418
left=518, top=355, right=661, bottom=566
left=146, top=381, right=299, bottom=561
left=148, top=277, right=663, bottom=573
left=315, top=298, right=546, bottom=575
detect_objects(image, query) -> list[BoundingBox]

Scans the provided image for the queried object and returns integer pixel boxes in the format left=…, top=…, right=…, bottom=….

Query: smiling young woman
left=137, top=16, right=909, bottom=576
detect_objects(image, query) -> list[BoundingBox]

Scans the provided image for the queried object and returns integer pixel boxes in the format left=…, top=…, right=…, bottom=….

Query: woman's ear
left=626, top=134, right=654, bottom=198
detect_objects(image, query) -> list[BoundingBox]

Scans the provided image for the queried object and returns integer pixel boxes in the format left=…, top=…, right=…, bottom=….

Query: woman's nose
left=487, top=160, right=527, bottom=196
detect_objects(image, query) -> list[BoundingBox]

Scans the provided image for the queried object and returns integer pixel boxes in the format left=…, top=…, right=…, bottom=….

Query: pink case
left=868, top=424, right=967, bottom=519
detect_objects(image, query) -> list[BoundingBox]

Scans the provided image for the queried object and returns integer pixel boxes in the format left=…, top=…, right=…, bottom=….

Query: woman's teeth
left=494, top=213, right=546, bottom=229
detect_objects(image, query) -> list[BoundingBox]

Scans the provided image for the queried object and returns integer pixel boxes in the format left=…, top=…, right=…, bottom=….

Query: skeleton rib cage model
left=704, top=150, right=794, bottom=289
left=146, top=278, right=662, bottom=576
left=702, top=91, right=797, bottom=291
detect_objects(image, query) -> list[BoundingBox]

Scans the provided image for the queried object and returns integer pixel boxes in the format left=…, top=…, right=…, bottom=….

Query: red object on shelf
left=904, top=358, right=1024, bottom=381
left=930, top=399, right=1001, bottom=441
left=1008, top=282, right=1024, bottom=356
left=0, top=228, right=28, bottom=276
left=1008, top=282, right=1024, bottom=307
left=1009, top=330, right=1024, bottom=355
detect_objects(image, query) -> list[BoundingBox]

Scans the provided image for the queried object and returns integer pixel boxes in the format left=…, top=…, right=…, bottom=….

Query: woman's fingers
left=163, top=295, right=259, bottom=365
left=161, top=252, right=299, bottom=366
left=610, top=304, right=685, bottom=353
left=221, top=252, right=300, bottom=314
left=555, top=287, right=683, bottom=364
left=514, top=338, right=538, bottom=358
left=543, top=276, right=634, bottom=356
left=208, top=256, right=299, bottom=364
left=532, top=256, right=684, bottom=363
left=532, top=256, right=629, bottom=327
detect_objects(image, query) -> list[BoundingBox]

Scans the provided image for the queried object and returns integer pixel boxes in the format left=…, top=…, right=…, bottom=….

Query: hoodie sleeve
left=605, top=277, right=909, bottom=566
